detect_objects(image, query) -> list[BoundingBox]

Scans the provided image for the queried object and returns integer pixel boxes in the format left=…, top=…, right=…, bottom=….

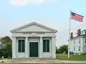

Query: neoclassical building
left=11, top=22, right=57, bottom=58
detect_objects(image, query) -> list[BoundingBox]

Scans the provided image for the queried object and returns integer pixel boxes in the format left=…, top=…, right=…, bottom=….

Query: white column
left=12, top=37, right=16, bottom=58
left=52, top=37, right=56, bottom=58
left=25, top=37, right=28, bottom=58
left=39, top=37, right=43, bottom=58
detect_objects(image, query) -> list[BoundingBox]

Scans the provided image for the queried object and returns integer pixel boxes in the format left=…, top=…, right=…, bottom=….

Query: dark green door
left=30, top=42, right=38, bottom=57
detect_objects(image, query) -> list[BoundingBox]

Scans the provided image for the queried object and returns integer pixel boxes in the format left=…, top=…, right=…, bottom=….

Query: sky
left=0, top=0, right=86, bottom=47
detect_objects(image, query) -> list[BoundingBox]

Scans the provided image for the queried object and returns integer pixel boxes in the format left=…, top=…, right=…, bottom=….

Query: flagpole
left=68, top=11, right=84, bottom=58
left=68, top=11, right=71, bottom=58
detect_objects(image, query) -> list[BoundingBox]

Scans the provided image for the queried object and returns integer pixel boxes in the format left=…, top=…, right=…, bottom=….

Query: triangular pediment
left=11, top=22, right=57, bottom=33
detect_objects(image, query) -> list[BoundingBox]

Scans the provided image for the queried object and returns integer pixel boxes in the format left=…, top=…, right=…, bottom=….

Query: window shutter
left=22, top=40, right=25, bottom=52
left=18, top=40, right=21, bottom=52
left=47, top=40, right=49, bottom=52
left=43, top=40, right=46, bottom=52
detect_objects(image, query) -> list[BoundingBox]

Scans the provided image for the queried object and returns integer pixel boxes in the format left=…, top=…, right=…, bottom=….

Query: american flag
left=71, top=12, right=84, bottom=22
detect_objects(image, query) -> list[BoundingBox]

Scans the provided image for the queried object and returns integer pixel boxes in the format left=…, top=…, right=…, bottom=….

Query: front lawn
left=56, top=54, right=86, bottom=61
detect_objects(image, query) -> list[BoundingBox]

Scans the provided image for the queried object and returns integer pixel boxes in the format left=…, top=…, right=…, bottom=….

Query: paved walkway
left=0, top=59, right=86, bottom=64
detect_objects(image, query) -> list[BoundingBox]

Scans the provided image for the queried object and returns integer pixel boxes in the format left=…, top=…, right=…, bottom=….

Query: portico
left=11, top=22, right=57, bottom=58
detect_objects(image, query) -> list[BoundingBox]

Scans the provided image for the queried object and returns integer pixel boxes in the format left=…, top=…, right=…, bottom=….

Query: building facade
left=69, top=29, right=86, bottom=54
left=10, top=22, right=57, bottom=58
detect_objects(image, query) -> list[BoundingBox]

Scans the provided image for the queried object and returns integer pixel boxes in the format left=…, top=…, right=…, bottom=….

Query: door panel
left=30, top=42, right=38, bottom=57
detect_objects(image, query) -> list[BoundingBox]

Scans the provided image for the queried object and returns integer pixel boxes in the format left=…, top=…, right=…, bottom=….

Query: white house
left=10, top=22, right=57, bottom=58
left=69, top=29, right=86, bottom=54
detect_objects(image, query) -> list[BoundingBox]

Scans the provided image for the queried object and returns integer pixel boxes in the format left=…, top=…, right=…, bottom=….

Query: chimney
left=77, top=29, right=81, bottom=36
left=70, top=32, right=73, bottom=39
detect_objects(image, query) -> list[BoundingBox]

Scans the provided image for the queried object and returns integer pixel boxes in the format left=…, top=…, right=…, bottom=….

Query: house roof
left=10, top=22, right=57, bottom=33
left=70, top=35, right=86, bottom=41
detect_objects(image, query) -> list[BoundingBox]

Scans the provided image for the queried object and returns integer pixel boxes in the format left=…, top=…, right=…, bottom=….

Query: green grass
left=56, top=54, right=86, bottom=61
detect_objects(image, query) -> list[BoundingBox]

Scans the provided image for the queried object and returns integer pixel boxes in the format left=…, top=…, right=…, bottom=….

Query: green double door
left=30, top=42, right=38, bottom=57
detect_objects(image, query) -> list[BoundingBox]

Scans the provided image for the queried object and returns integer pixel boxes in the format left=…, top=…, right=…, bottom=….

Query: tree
left=0, top=36, right=12, bottom=58
left=56, top=47, right=60, bottom=54
left=58, top=45, right=68, bottom=54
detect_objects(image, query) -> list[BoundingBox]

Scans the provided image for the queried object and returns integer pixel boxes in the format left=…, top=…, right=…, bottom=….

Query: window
left=74, top=46, right=75, bottom=51
left=85, top=31, right=86, bottom=34
left=74, top=40, right=75, bottom=44
left=18, top=40, right=25, bottom=52
left=85, top=39, right=86, bottom=43
left=79, top=39, right=80, bottom=44
left=79, top=46, right=80, bottom=51
left=43, top=40, right=50, bottom=52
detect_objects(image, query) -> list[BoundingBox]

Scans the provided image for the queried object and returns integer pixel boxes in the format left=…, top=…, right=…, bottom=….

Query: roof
left=70, top=35, right=86, bottom=41
left=10, top=22, right=57, bottom=33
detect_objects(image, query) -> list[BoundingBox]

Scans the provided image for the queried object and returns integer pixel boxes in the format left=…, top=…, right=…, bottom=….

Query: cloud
left=9, top=0, right=56, bottom=6
left=9, top=0, right=28, bottom=6
left=45, top=0, right=56, bottom=3
left=29, top=0, right=44, bottom=5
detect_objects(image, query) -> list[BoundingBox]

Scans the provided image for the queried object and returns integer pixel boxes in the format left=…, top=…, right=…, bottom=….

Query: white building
left=10, top=22, right=57, bottom=58
left=69, top=29, right=86, bottom=54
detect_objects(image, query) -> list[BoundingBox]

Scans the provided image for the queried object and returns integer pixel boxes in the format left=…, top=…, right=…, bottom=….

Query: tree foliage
left=56, top=45, right=68, bottom=54
left=0, top=36, right=12, bottom=58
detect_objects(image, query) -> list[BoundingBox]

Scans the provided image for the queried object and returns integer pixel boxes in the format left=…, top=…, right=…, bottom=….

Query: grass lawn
left=56, top=54, right=86, bottom=61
